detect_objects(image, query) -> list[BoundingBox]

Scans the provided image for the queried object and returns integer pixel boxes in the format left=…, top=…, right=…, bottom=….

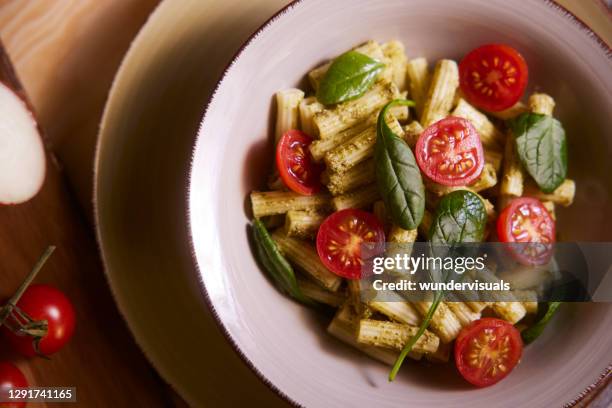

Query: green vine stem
left=0, top=245, right=56, bottom=327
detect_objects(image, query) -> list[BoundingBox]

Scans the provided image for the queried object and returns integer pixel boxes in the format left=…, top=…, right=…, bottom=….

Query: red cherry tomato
left=459, top=44, right=528, bottom=112
left=2, top=284, right=76, bottom=357
left=316, top=209, right=385, bottom=279
left=497, top=197, right=556, bottom=265
left=276, top=130, right=322, bottom=195
left=455, top=318, right=523, bottom=387
left=0, top=362, right=28, bottom=408
left=415, top=116, right=484, bottom=186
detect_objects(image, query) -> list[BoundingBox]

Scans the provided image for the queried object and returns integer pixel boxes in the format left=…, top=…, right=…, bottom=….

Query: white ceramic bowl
left=189, top=0, right=612, bottom=406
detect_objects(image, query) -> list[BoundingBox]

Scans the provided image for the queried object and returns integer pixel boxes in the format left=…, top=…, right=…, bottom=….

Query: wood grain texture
left=0, top=0, right=161, bottom=217
left=0, top=2, right=169, bottom=408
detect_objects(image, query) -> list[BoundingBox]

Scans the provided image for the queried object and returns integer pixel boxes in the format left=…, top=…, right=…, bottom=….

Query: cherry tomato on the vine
left=2, top=284, right=76, bottom=357
left=0, top=362, right=28, bottom=408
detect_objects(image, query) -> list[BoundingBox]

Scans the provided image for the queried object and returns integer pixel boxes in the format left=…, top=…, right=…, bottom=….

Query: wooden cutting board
left=0, top=2, right=174, bottom=407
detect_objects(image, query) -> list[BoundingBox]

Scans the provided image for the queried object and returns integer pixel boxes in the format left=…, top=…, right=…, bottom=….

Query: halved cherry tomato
left=459, top=44, right=528, bottom=112
left=276, top=130, right=322, bottom=195
left=415, top=116, right=484, bottom=186
left=316, top=209, right=385, bottom=279
left=0, top=362, right=28, bottom=408
left=455, top=317, right=523, bottom=387
left=497, top=197, right=555, bottom=265
left=2, top=284, right=76, bottom=357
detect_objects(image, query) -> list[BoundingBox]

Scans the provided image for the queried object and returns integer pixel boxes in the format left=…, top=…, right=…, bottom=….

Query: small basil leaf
left=512, top=113, right=567, bottom=193
left=317, top=51, right=385, bottom=105
left=429, top=190, right=487, bottom=245
left=251, top=219, right=314, bottom=306
left=521, top=301, right=562, bottom=344
left=375, top=100, right=424, bottom=230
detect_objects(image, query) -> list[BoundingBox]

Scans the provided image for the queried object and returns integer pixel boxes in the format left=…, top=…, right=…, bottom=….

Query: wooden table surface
left=0, top=0, right=608, bottom=407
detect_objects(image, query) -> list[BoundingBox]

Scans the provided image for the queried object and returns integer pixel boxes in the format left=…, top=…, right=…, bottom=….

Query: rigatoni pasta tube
left=382, top=40, right=408, bottom=91
left=406, top=57, right=430, bottom=117
left=299, top=96, right=324, bottom=136
left=297, top=278, right=345, bottom=307
left=284, top=210, right=326, bottom=239
left=412, top=301, right=462, bottom=343
left=489, top=101, right=528, bottom=120
left=313, top=81, right=399, bottom=139
left=271, top=230, right=342, bottom=291
left=275, top=89, right=304, bottom=143
left=452, top=98, right=505, bottom=150
left=403, top=121, right=424, bottom=148
left=251, top=191, right=331, bottom=218
left=524, top=179, right=575, bottom=207
left=446, top=302, right=481, bottom=327
left=332, top=183, right=380, bottom=211
left=326, top=159, right=376, bottom=196
left=528, top=93, right=555, bottom=116
left=426, top=163, right=498, bottom=196
left=420, top=59, right=459, bottom=127
left=309, top=118, right=375, bottom=162
left=388, top=225, right=418, bottom=244
left=484, top=149, right=503, bottom=172
left=324, top=115, right=403, bottom=173
left=327, top=305, right=416, bottom=364
left=500, top=131, right=524, bottom=197
left=357, top=319, right=439, bottom=353
left=369, top=294, right=421, bottom=326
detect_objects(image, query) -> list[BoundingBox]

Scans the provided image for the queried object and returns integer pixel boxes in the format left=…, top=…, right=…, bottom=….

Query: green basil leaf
left=521, top=302, right=562, bottom=344
left=512, top=113, right=567, bottom=193
left=389, top=190, right=486, bottom=381
left=429, top=190, right=487, bottom=245
left=251, top=219, right=314, bottom=306
left=375, top=100, right=424, bottom=230
left=317, top=51, right=385, bottom=105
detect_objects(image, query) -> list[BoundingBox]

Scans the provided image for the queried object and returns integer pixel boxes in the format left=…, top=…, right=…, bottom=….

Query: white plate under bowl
left=189, top=1, right=612, bottom=407
left=95, top=0, right=289, bottom=406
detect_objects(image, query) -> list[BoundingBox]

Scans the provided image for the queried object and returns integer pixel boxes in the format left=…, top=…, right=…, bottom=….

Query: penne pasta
left=284, top=210, right=326, bottom=239
left=332, top=183, right=380, bottom=211
left=251, top=191, right=331, bottom=218
left=403, top=120, right=424, bottom=148
left=528, top=93, right=555, bottom=116
left=272, top=230, right=342, bottom=291
left=488, top=101, right=528, bottom=120
left=298, top=278, right=346, bottom=307
left=326, top=158, right=376, bottom=196
left=452, top=98, right=505, bottom=150
left=524, top=179, right=575, bottom=207
left=357, top=319, right=440, bottom=353
left=299, top=96, right=325, bottom=136
left=275, top=89, right=304, bottom=143
left=313, top=81, right=399, bottom=139
left=309, top=117, right=376, bottom=162
left=420, top=59, right=459, bottom=127
left=382, top=40, right=409, bottom=91
left=325, top=115, right=403, bottom=173
left=406, top=57, right=430, bottom=117
left=412, top=301, right=462, bottom=343
left=500, top=131, right=524, bottom=197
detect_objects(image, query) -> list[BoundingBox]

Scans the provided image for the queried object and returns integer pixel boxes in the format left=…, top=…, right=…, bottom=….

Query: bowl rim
left=187, top=1, right=612, bottom=406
